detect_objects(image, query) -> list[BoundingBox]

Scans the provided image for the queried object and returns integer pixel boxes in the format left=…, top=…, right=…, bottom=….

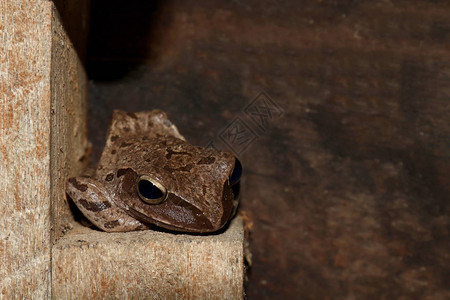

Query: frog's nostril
left=229, top=158, right=242, bottom=185
left=137, top=175, right=167, bottom=204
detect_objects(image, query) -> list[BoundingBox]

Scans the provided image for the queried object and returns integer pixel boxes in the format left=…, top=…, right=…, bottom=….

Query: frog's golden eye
left=136, top=175, right=168, bottom=204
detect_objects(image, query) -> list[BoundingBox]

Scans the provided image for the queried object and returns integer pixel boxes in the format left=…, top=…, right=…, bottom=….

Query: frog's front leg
left=66, top=177, right=149, bottom=232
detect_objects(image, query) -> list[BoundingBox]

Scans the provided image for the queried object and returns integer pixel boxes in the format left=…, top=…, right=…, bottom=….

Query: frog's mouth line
left=126, top=202, right=217, bottom=233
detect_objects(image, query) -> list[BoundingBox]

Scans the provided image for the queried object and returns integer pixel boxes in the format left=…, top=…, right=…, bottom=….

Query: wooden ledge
left=52, top=217, right=244, bottom=299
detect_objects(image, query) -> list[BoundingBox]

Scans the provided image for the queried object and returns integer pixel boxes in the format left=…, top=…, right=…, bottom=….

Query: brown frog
left=66, top=110, right=241, bottom=233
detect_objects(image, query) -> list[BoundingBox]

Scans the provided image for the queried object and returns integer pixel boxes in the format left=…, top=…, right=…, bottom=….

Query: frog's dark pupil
left=229, top=158, right=242, bottom=185
left=138, top=180, right=163, bottom=199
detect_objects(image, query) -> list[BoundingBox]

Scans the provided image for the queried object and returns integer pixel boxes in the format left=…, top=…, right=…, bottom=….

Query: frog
left=66, top=110, right=242, bottom=233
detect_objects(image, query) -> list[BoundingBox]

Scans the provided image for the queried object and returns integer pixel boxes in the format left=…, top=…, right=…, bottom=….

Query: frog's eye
left=229, top=158, right=242, bottom=185
left=136, top=175, right=168, bottom=204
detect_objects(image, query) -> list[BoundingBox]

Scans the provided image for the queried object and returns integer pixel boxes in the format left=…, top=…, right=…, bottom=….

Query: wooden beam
left=0, top=1, right=88, bottom=298
left=50, top=1, right=90, bottom=241
left=52, top=217, right=244, bottom=299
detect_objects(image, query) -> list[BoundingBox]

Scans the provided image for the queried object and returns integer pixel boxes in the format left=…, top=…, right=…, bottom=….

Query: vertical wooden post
left=50, top=1, right=89, bottom=241
left=0, top=1, right=88, bottom=298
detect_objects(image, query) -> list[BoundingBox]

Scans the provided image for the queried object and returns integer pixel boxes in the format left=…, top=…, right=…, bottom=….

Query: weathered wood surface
left=52, top=217, right=244, bottom=300
left=0, top=2, right=53, bottom=298
left=87, top=0, right=450, bottom=299
left=50, top=3, right=89, bottom=240
left=0, top=1, right=88, bottom=298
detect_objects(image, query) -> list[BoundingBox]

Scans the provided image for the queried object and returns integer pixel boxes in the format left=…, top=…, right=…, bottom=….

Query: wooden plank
left=0, top=2, right=53, bottom=298
left=0, top=1, right=88, bottom=298
left=50, top=2, right=89, bottom=241
left=52, top=217, right=244, bottom=299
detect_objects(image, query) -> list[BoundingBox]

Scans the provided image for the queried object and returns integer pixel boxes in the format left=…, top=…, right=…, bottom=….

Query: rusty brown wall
left=86, top=1, right=450, bottom=299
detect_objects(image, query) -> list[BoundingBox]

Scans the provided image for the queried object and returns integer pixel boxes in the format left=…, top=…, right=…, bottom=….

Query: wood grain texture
left=0, top=1, right=88, bottom=298
left=50, top=3, right=89, bottom=240
left=52, top=217, right=244, bottom=299
left=0, top=2, right=53, bottom=298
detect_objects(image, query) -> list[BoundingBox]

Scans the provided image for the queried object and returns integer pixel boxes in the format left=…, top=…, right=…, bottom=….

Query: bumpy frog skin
left=66, top=110, right=241, bottom=233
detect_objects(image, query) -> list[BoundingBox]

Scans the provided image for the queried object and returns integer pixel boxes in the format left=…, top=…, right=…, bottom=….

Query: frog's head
left=117, top=136, right=242, bottom=233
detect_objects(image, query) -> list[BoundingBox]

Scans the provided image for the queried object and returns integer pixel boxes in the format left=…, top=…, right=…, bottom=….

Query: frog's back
left=96, top=110, right=186, bottom=179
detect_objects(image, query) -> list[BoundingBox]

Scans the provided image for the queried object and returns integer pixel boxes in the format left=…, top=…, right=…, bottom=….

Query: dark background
left=85, top=1, right=449, bottom=299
